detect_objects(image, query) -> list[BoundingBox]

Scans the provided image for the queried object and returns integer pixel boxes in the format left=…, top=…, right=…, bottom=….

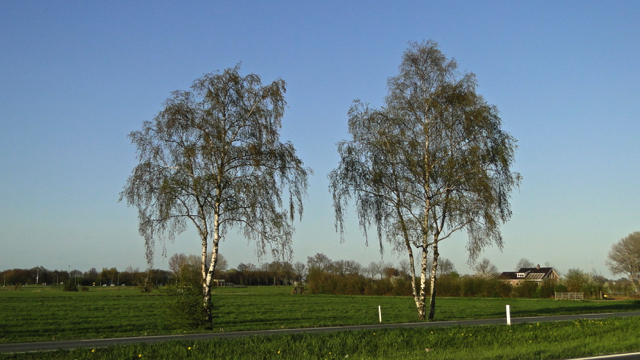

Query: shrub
left=496, top=281, right=513, bottom=298
left=135, top=271, right=156, bottom=293
left=62, top=282, right=78, bottom=292
left=307, top=269, right=411, bottom=296
left=437, top=274, right=461, bottom=296
left=460, top=276, right=476, bottom=297
left=554, top=283, right=568, bottom=293
left=163, top=267, right=217, bottom=330
left=513, top=281, right=538, bottom=298
left=563, top=269, right=589, bottom=292
left=538, top=278, right=556, bottom=298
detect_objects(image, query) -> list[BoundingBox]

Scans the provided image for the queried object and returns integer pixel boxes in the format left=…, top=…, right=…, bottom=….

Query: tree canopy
left=606, top=231, right=640, bottom=283
left=121, top=65, right=310, bottom=326
left=473, top=258, right=499, bottom=279
left=516, top=258, right=535, bottom=270
left=329, top=40, right=520, bottom=320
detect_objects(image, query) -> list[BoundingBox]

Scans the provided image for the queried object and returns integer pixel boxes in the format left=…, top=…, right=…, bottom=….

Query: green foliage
left=306, top=269, right=412, bottom=296
left=459, top=276, right=513, bottom=298
left=135, top=272, right=155, bottom=293
left=436, top=274, right=462, bottom=296
left=306, top=270, right=584, bottom=300
left=554, top=283, right=568, bottom=293
left=563, top=268, right=589, bottom=292
left=163, top=285, right=216, bottom=330
left=512, top=281, right=538, bottom=298
left=538, top=278, right=556, bottom=298
left=163, top=266, right=218, bottom=330
left=61, top=282, right=78, bottom=292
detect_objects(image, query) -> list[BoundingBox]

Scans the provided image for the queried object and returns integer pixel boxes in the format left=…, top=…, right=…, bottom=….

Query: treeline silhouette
left=1, top=266, right=171, bottom=287
left=3, top=253, right=630, bottom=299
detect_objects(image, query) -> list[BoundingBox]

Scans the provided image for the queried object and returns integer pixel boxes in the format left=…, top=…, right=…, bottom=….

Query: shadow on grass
left=511, top=300, right=640, bottom=317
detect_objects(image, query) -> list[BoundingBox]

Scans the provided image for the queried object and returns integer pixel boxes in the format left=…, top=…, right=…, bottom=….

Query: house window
left=517, top=273, right=525, bottom=278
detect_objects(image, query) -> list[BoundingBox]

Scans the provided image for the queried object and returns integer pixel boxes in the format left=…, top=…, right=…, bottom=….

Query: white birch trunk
left=201, top=203, right=220, bottom=327
left=428, top=240, right=439, bottom=320
left=417, top=242, right=429, bottom=320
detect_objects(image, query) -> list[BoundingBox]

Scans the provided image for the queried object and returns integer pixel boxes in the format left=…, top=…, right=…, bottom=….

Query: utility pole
left=68, top=265, right=70, bottom=283
left=36, top=268, right=39, bottom=284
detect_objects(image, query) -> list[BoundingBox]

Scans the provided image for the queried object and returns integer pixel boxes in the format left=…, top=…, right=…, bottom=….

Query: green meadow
left=4, top=317, right=640, bottom=359
left=2, top=285, right=640, bottom=344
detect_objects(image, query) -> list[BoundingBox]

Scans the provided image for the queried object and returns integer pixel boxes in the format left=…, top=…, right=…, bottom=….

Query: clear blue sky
left=1, top=1, right=638, bottom=277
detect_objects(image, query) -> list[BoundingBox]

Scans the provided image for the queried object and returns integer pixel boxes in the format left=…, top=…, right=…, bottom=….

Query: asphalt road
left=2, top=311, right=640, bottom=354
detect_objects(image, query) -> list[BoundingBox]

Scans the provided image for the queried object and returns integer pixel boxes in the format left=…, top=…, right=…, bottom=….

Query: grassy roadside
left=2, top=286, right=640, bottom=344
left=3, top=317, right=640, bottom=359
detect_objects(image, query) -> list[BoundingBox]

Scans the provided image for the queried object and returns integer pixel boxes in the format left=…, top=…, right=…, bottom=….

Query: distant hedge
left=307, top=270, right=566, bottom=298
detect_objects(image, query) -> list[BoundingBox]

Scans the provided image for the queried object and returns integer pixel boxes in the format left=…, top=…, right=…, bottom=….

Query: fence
left=555, top=292, right=584, bottom=300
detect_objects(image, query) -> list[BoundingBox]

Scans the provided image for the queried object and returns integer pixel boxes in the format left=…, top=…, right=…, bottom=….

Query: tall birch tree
left=329, top=41, right=519, bottom=320
left=121, top=65, right=310, bottom=327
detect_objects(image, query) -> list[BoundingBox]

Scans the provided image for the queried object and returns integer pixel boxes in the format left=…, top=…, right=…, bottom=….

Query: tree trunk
left=428, top=240, right=439, bottom=320
left=397, top=210, right=423, bottom=319
left=417, top=245, right=429, bottom=320
left=201, top=206, right=221, bottom=330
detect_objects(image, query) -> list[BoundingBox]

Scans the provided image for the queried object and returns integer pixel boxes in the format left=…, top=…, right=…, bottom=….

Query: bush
left=163, top=265, right=217, bottom=330
left=436, top=274, right=461, bottom=296
left=496, top=281, right=513, bottom=298
left=564, top=269, right=589, bottom=292
left=461, top=276, right=499, bottom=297
left=163, top=284, right=216, bottom=330
left=513, top=281, right=538, bottom=298
left=538, top=279, right=556, bottom=298
left=62, top=282, right=78, bottom=292
left=307, top=270, right=412, bottom=296
left=135, top=271, right=156, bottom=293
left=554, top=283, right=568, bottom=293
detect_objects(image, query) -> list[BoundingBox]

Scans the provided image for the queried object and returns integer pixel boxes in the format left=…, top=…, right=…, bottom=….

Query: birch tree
left=329, top=41, right=519, bottom=320
left=121, top=65, right=310, bottom=327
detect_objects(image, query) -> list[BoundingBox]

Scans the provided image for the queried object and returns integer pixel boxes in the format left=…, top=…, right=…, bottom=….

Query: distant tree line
left=4, top=253, right=635, bottom=300
left=1, top=266, right=171, bottom=288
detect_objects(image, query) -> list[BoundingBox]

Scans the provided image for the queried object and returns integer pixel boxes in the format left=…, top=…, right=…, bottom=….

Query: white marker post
left=506, top=305, right=511, bottom=325
left=378, top=305, right=382, bottom=323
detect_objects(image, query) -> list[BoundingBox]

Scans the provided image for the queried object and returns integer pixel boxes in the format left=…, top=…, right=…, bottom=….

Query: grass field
left=4, top=316, right=640, bottom=359
left=2, top=285, right=640, bottom=344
